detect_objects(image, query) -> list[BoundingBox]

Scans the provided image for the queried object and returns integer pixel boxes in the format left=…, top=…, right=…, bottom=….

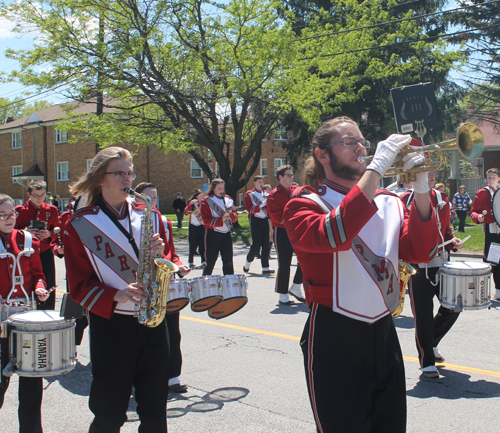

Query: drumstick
left=457, top=235, right=471, bottom=246
left=438, top=235, right=471, bottom=249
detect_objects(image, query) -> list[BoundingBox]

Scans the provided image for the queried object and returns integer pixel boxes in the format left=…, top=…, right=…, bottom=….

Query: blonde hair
left=304, top=117, right=357, bottom=187
left=70, top=147, right=132, bottom=206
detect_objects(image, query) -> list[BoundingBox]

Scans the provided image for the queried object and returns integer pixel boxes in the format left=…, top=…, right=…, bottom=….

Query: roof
left=0, top=97, right=119, bottom=132
left=12, top=163, right=45, bottom=181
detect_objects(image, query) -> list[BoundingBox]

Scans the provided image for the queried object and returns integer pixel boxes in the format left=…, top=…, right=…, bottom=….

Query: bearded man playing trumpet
left=283, top=117, right=439, bottom=432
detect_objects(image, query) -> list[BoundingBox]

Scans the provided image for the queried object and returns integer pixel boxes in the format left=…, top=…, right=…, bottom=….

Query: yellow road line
left=180, top=315, right=500, bottom=378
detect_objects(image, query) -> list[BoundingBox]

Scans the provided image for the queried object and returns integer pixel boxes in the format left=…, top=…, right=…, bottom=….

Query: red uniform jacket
left=63, top=201, right=175, bottom=319
left=0, top=229, right=46, bottom=301
left=244, top=189, right=266, bottom=216
left=284, top=183, right=438, bottom=311
left=15, top=200, right=61, bottom=255
left=400, top=189, right=456, bottom=253
left=267, top=184, right=298, bottom=228
left=200, top=195, right=238, bottom=230
left=470, top=187, right=496, bottom=224
left=163, top=218, right=183, bottom=267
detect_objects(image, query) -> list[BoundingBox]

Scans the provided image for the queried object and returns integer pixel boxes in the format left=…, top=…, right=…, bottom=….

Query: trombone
left=359, top=122, right=484, bottom=183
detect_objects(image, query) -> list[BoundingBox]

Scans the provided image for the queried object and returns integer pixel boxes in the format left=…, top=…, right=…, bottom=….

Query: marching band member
left=200, top=178, right=238, bottom=276
left=184, top=189, right=207, bottom=269
left=469, top=168, right=500, bottom=298
left=134, top=182, right=191, bottom=393
left=0, top=194, right=49, bottom=432
left=15, top=180, right=61, bottom=310
left=63, top=147, right=171, bottom=432
left=267, top=165, right=304, bottom=304
left=284, top=117, right=437, bottom=432
left=243, top=175, right=275, bottom=274
left=401, top=171, right=462, bottom=378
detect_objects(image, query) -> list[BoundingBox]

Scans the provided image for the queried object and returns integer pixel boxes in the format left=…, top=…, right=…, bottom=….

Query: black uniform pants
left=274, top=227, right=302, bottom=294
left=203, top=229, right=234, bottom=276
left=188, top=224, right=206, bottom=265
left=246, top=216, right=270, bottom=268
left=1, top=336, right=43, bottom=433
left=39, top=249, right=55, bottom=310
left=484, top=225, right=500, bottom=290
left=165, top=311, right=182, bottom=379
left=88, top=312, right=169, bottom=433
left=301, top=304, right=406, bottom=433
left=456, top=210, right=467, bottom=232
left=409, top=266, right=460, bottom=368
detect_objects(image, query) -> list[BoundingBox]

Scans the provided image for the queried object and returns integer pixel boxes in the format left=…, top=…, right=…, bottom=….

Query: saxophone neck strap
left=96, top=198, right=139, bottom=258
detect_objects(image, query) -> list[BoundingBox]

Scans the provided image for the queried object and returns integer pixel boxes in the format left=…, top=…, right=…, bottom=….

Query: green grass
left=166, top=212, right=253, bottom=245
left=167, top=213, right=485, bottom=252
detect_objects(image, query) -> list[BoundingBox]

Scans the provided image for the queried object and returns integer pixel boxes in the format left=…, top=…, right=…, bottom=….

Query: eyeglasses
left=29, top=193, right=46, bottom=199
left=283, top=173, right=294, bottom=177
left=105, top=171, right=138, bottom=181
left=0, top=212, right=18, bottom=221
left=325, top=138, right=371, bottom=149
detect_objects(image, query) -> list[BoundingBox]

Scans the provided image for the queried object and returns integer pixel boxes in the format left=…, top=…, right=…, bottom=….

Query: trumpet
left=392, top=261, right=417, bottom=317
left=359, top=123, right=484, bottom=183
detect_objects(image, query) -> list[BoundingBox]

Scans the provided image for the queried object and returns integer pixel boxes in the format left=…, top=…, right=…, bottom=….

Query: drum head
left=440, top=261, right=492, bottom=276
left=208, top=297, right=248, bottom=320
left=8, top=310, right=66, bottom=325
left=492, top=189, right=500, bottom=226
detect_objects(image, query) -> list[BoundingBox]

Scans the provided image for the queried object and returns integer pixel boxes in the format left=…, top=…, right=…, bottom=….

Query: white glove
left=366, top=134, right=412, bottom=177
left=402, top=152, right=429, bottom=193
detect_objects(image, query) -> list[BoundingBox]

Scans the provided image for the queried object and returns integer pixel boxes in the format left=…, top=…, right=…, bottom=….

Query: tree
left=0, top=97, right=51, bottom=123
left=1, top=0, right=462, bottom=196
left=447, top=0, right=500, bottom=126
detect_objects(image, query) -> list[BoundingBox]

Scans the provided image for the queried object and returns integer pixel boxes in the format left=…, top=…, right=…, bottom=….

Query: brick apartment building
left=0, top=101, right=297, bottom=213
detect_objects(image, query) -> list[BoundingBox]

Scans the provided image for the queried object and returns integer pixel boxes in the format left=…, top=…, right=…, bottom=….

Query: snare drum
left=439, top=261, right=492, bottom=311
left=6, top=310, right=76, bottom=377
left=189, top=276, right=223, bottom=312
left=167, top=278, right=190, bottom=313
left=1, top=302, right=33, bottom=322
left=208, top=275, right=248, bottom=320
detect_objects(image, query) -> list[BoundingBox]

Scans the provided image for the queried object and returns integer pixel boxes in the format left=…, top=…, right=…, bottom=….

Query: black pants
left=39, top=249, right=55, bottom=310
left=188, top=224, right=206, bottom=265
left=175, top=211, right=184, bottom=229
left=484, top=224, right=500, bottom=290
left=88, top=312, right=169, bottom=433
left=246, top=216, right=270, bottom=268
left=203, top=229, right=234, bottom=276
left=456, top=210, right=467, bottom=232
left=301, top=304, right=406, bottom=433
left=274, top=227, right=302, bottom=294
left=409, top=266, right=460, bottom=368
left=166, top=311, right=182, bottom=379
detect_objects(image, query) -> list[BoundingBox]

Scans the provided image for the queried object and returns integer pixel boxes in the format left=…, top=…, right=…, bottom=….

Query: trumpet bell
left=454, top=122, right=484, bottom=160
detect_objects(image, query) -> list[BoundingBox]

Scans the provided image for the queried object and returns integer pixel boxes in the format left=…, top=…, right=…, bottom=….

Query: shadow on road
left=407, top=368, right=500, bottom=399
left=166, top=386, right=249, bottom=419
left=393, top=314, right=415, bottom=329
left=44, top=360, right=92, bottom=396
left=270, top=303, right=309, bottom=315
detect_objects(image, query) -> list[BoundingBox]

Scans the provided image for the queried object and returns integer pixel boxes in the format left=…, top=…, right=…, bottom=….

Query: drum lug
left=453, top=294, right=463, bottom=313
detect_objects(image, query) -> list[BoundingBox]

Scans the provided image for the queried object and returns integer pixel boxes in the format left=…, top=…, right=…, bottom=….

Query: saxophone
left=126, top=188, right=179, bottom=328
left=392, top=261, right=417, bottom=317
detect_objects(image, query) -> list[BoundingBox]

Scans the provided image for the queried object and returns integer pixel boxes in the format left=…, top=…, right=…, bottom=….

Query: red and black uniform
left=244, top=189, right=271, bottom=269
left=184, top=201, right=206, bottom=266
left=284, top=180, right=438, bottom=433
left=63, top=198, right=171, bottom=433
left=267, top=184, right=302, bottom=294
left=470, top=186, right=500, bottom=289
left=401, top=189, right=459, bottom=370
left=15, top=200, right=60, bottom=310
left=0, top=229, right=46, bottom=432
left=200, top=194, right=238, bottom=276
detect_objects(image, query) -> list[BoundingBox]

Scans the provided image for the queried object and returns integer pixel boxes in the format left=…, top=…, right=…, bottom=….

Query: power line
left=299, top=23, right=500, bottom=61
left=0, top=80, right=76, bottom=110
left=294, top=0, right=500, bottom=42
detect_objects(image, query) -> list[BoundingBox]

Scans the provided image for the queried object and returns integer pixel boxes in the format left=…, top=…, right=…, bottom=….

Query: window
left=87, top=159, right=93, bottom=172
left=274, top=125, right=288, bottom=141
left=61, top=198, right=70, bottom=210
left=260, top=159, right=268, bottom=177
left=274, top=158, right=289, bottom=174
left=55, top=129, right=68, bottom=143
left=190, top=159, right=203, bottom=178
left=57, top=162, right=69, bottom=181
left=239, top=193, right=244, bottom=207
left=12, top=132, right=22, bottom=149
left=12, top=165, right=23, bottom=183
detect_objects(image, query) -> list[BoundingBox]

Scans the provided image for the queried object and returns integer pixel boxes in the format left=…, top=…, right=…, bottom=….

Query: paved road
left=2, top=241, right=500, bottom=433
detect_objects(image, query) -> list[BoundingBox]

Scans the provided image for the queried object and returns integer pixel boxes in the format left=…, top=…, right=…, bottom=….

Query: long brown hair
left=207, top=178, right=224, bottom=197
left=304, top=117, right=357, bottom=187
left=70, top=147, right=132, bottom=206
